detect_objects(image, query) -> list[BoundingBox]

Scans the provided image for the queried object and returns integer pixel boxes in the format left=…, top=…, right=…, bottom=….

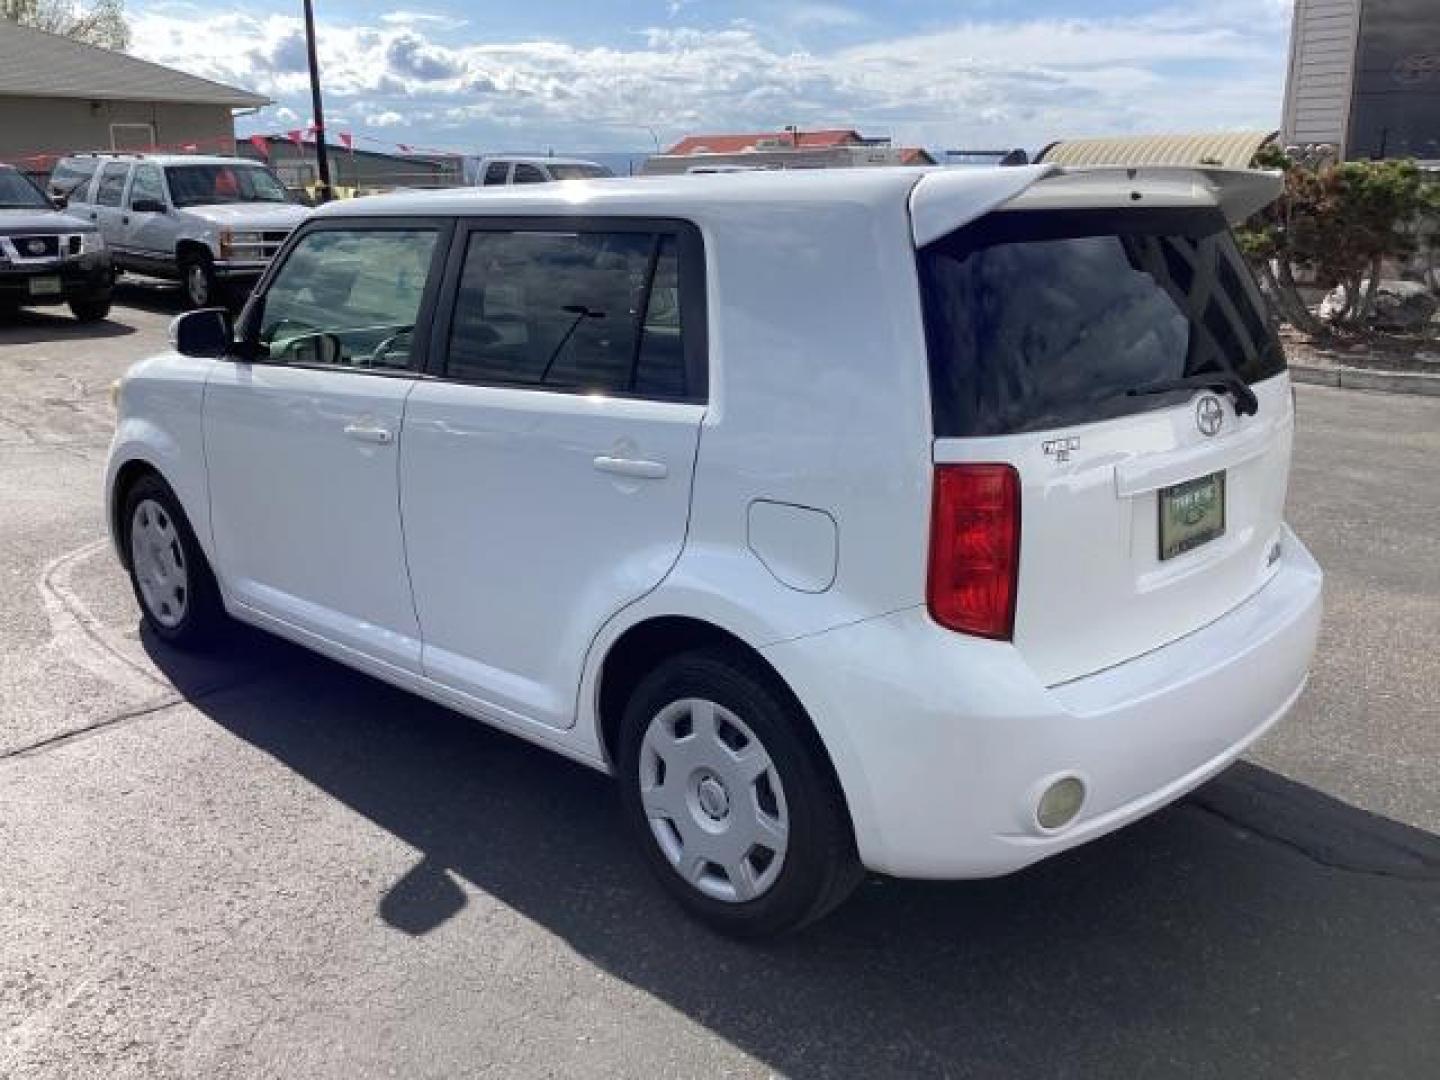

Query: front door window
left=256, top=228, right=439, bottom=370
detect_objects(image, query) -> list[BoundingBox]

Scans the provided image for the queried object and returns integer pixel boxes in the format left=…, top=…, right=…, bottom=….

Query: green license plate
left=28, top=276, right=61, bottom=296
left=1159, top=471, right=1226, bottom=561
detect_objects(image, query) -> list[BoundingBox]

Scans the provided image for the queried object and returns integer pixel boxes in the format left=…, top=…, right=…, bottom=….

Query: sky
left=127, top=0, right=1298, bottom=157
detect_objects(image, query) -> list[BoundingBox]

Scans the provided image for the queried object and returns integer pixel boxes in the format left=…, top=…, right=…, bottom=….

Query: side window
left=256, top=228, right=439, bottom=371
left=95, top=163, right=129, bottom=207
left=444, top=228, right=692, bottom=399
left=512, top=163, right=547, bottom=184
left=483, top=161, right=510, bottom=186
left=128, top=165, right=166, bottom=209
left=50, top=159, right=97, bottom=198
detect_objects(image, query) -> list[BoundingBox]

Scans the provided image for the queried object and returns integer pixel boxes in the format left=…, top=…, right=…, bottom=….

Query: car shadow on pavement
left=141, top=627, right=1440, bottom=1078
left=0, top=306, right=137, bottom=345
left=113, top=276, right=250, bottom=317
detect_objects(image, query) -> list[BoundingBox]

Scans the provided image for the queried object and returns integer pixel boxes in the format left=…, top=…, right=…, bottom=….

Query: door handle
left=343, top=422, right=394, bottom=445
left=121, top=216, right=129, bottom=225
left=593, top=455, right=667, bottom=480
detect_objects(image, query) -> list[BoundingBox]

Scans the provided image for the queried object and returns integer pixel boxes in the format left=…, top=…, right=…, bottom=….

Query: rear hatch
left=916, top=175, right=1294, bottom=685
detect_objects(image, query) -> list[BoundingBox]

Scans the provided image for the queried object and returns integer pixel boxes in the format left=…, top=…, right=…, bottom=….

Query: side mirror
left=131, top=198, right=167, bottom=214
left=50, top=192, right=68, bottom=210
left=170, top=309, right=233, bottom=358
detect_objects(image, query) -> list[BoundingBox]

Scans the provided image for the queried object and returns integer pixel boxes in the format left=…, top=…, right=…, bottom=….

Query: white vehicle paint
left=476, top=155, right=615, bottom=186
left=106, top=166, right=1323, bottom=935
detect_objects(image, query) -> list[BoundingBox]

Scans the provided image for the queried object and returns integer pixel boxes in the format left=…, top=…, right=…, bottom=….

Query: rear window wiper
left=1128, top=373, right=1259, bottom=417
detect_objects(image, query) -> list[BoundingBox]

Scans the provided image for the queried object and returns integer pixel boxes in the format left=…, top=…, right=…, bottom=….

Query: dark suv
left=0, top=164, right=113, bottom=322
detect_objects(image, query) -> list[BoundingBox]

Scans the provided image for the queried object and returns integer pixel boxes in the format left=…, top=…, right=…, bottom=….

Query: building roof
left=0, top=21, right=268, bottom=108
left=1036, top=131, right=1278, bottom=170
left=665, top=129, right=863, bottom=155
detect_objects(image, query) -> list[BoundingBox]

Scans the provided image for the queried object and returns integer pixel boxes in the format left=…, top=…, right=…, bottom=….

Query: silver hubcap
left=639, top=698, right=790, bottom=904
left=186, top=265, right=208, bottom=306
left=130, top=498, right=188, bottom=628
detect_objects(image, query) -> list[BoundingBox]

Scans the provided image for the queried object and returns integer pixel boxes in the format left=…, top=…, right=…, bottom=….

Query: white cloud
left=127, top=4, right=1292, bottom=152
left=785, top=4, right=867, bottom=30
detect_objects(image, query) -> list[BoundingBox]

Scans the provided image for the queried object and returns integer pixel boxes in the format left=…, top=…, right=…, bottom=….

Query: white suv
left=476, top=156, right=615, bottom=185
left=53, top=154, right=310, bottom=308
left=106, top=167, right=1323, bottom=937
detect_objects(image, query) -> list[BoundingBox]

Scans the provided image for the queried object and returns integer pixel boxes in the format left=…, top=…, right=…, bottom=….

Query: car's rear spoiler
left=910, top=165, right=1283, bottom=247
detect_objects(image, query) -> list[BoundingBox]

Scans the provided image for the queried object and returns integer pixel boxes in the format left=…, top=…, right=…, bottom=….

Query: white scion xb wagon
left=107, top=166, right=1323, bottom=936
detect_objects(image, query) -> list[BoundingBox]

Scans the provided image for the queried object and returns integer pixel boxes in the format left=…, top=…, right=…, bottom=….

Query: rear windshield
left=918, top=207, right=1286, bottom=437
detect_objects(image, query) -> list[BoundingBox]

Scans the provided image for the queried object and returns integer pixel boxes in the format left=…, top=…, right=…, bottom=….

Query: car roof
left=58, top=153, right=269, bottom=168
left=314, top=164, right=1276, bottom=243
left=317, top=166, right=1051, bottom=241
left=482, top=155, right=606, bottom=167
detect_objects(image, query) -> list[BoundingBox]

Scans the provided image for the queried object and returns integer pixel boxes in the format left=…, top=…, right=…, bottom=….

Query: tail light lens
left=927, top=463, right=1020, bottom=640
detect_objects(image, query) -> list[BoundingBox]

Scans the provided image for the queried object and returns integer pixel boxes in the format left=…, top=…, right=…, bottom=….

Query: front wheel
left=180, top=253, right=220, bottom=310
left=618, top=649, right=861, bottom=938
left=122, top=474, right=227, bottom=649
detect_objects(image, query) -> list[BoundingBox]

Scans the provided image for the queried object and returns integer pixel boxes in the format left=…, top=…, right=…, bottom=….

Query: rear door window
left=95, top=163, right=130, bottom=207
left=483, top=161, right=510, bottom=186
left=50, top=159, right=98, bottom=199
left=918, top=208, right=1286, bottom=437
left=442, top=225, right=703, bottom=401
left=512, top=163, right=547, bottom=184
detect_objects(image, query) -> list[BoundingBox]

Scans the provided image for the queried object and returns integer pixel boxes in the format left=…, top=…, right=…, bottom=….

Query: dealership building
left=0, top=21, right=267, bottom=173
left=1284, top=0, right=1439, bottom=162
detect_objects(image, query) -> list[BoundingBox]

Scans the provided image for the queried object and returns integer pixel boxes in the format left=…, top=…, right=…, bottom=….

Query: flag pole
left=302, top=0, right=333, bottom=202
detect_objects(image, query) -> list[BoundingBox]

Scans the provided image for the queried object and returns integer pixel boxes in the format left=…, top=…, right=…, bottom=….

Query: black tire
left=121, top=473, right=228, bottom=649
left=618, top=648, right=862, bottom=938
left=69, top=296, right=112, bottom=323
left=179, top=252, right=221, bottom=310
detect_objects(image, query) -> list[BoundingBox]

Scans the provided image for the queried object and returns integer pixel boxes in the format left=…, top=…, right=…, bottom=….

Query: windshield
left=0, top=169, right=51, bottom=210
left=165, top=164, right=292, bottom=208
left=546, top=163, right=613, bottom=180
left=918, top=207, right=1286, bottom=437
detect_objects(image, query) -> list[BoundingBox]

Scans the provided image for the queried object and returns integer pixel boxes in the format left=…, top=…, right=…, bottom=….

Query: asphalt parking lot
left=2, top=288, right=1438, bottom=1079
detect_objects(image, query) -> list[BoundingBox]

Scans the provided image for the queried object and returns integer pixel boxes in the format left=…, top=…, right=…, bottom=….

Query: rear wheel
left=618, top=649, right=861, bottom=938
left=122, top=474, right=227, bottom=649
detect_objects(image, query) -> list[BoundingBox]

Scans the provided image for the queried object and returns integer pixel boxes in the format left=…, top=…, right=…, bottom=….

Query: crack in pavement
left=0, top=677, right=255, bottom=763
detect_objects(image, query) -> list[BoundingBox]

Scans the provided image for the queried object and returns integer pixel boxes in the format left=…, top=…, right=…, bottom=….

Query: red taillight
left=927, top=463, right=1020, bottom=640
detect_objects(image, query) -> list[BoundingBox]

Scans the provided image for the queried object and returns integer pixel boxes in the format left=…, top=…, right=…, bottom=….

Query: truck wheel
left=69, top=297, right=112, bottom=323
left=180, top=253, right=220, bottom=309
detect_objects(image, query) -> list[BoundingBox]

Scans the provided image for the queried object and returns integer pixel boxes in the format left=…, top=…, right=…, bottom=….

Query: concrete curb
left=1290, top=363, right=1440, bottom=397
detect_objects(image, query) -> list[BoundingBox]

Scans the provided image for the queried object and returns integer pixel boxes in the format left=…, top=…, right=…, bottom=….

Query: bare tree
left=1, top=0, right=130, bottom=50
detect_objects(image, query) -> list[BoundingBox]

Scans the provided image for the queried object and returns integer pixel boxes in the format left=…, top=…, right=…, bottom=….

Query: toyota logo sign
left=1196, top=395, right=1225, bottom=438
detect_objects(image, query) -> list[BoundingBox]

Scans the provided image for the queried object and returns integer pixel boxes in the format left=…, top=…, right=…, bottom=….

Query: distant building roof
left=1036, top=131, right=1278, bottom=169
left=665, top=129, right=864, bottom=156
left=0, top=21, right=268, bottom=108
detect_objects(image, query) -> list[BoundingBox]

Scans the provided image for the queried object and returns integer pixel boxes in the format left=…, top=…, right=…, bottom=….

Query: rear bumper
left=763, top=526, right=1323, bottom=878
